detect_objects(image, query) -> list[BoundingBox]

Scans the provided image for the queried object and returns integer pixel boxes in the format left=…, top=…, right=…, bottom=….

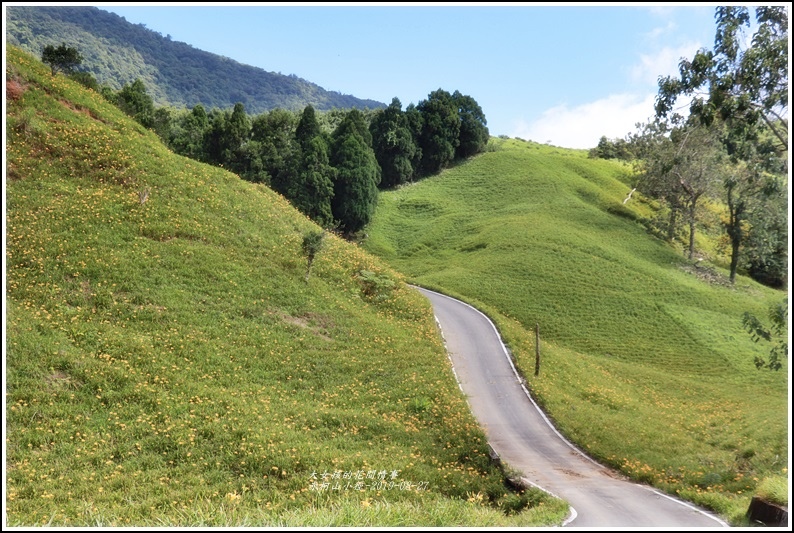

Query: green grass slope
left=364, top=137, right=789, bottom=524
left=4, top=46, right=567, bottom=526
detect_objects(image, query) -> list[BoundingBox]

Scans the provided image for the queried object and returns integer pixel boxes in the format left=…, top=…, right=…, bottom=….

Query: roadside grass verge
left=364, top=137, right=788, bottom=525
left=5, top=46, right=568, bottom=526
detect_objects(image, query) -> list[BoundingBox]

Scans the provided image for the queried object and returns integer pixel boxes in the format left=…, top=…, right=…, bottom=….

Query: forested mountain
left=5, top=5, right=386, bottom=113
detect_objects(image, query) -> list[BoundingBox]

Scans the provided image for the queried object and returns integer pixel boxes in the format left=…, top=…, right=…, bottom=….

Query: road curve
left=415, top=286, right=729, bottom=528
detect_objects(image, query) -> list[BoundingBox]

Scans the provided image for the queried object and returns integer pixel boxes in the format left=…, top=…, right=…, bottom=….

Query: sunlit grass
left=364, top=136, right=788, bottom=525
left=5, top=46, right=568, bottom=527
left=754, top=475, right=789, bottom=507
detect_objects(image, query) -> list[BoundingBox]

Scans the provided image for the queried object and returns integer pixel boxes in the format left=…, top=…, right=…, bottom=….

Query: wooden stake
left=534, top=323, right=540, bottom=376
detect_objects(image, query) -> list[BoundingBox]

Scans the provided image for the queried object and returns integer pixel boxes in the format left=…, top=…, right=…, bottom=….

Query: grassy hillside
left=4, top=46, right=567, bottom=526
left=363, top=137, right=789, bottom=524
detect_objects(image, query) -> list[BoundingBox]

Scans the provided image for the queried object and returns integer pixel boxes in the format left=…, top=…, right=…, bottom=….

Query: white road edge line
left=413, top=285, right=577, bottom=525
left=413, top=284, right=729, bottom=528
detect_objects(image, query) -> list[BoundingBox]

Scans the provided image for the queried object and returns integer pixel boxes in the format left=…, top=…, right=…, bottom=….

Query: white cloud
left=645, top=21, right=677, bottom=40
left=629, top=42, right=703, bottom=86
left=511, top=93, right=657, bottom=150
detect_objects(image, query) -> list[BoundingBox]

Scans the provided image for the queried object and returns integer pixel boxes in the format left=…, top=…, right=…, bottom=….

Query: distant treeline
left=76, top=73, right=489, bottom=234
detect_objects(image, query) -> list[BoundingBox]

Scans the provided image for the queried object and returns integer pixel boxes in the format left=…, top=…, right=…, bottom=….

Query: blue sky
left=89, top=3, right=728, bottom=149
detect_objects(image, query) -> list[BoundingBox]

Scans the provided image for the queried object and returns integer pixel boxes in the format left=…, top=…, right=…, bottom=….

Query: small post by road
left=534, top=323, right=540, bottom=376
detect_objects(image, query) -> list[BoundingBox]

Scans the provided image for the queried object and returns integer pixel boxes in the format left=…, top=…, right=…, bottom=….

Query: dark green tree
left=203, top=109, right=228, bottom=165
left=289, top=135, right=335, bottom=227
left=99, top=85, right=116, bottom=104
left=301, top=230, right=326, bottom=282
left=742, top=177, right=788, bottom=288
left=115, top=79, right=155, bottom=129
left=331, top=109, right=382, bottom=234
left=404, top=103, right=424, bottom=178
left=223, top=102, right=252, bottom=174
left=41, top=42, right=82, bottom=76
left=590, top=136, right=618, bottom=160
left=170, top=104, right=210, bottom=161
left=370, top=98, right=418, bottom=189
left=151, top=106, right=173, bottom=143
left=589, top=135, right=635, bottom=160
left=68, top=71, right=99, bottom=91
left=235, top=140, right=268, bottom=184
left=453, top=90, right=489, bottom=159
left=251, top=108, right=299, bottom=194
left=295, top=105, right=322, bottom=150
left=202, top=103, right=251, bottom=169
left=417, top=89, right=460, bottom=175
left=226, top=103, right=251, bottom=151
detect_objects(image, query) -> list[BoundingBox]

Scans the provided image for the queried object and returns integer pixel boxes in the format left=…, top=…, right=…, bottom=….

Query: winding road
left=416, top=286, right=729, bottom=528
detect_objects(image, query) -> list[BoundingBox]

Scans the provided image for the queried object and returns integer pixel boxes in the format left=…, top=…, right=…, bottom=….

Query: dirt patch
left=680, top=262, right=733, bottom=287
left=59, top=98, right=108, bottom=123
left=600, top=467, right=630, bottom=480
left=44, top=370, right=78, bottom=390
left=555, top=467, right=584, bottom=479
left=7, top=78, right=26, bottom=101
left=6, top=160, right=22, bottom=181
left=274, top=311, right=334, bottom=342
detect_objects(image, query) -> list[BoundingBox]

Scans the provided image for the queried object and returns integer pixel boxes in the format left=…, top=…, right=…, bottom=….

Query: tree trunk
left=687, top=195, right=701, bottom=260
left=726, top=182, right=743, bottom=284
left=667, top=206, right=678, bottom=242
left=729, top=236, right=740, bottom=284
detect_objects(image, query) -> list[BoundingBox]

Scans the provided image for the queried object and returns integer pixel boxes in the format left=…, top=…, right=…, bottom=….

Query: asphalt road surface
left=415, top=286, right=729, bottom=528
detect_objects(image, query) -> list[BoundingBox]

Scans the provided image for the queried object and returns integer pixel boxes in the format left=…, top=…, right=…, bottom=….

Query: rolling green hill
left=5, top=5, right=385, bottom=113
left=363, top=137, right=789, bottom=524
left=4, top=45, right=566, bottom=526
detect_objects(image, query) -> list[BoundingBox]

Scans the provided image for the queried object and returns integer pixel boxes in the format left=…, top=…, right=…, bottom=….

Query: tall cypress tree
left=331, top=110, right=381, bottom=234
left=370, top=97, right=418, bottom=189
left=404, top=103, right=424, bottom=180
left=251, top=108, right=298, bottom=195
left=295, top=105, right=321, bottom=150
left=416, top=89, right=460, bottom=175
left=453, top=90, right=489, bottom=159
left=224, top=102, right=251, bottom=173
left=289, top=135, right=335, bottom=227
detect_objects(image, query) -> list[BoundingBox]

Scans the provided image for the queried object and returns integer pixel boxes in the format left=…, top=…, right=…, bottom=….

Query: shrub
left=356, top=269, right=395, bottom=302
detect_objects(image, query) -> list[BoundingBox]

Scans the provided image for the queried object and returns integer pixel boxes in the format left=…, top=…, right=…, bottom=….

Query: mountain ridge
left=5, top=5, right=386, bottom=113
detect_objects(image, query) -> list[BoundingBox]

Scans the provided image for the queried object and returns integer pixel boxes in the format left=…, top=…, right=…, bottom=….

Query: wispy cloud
left=630, top=42, right=703, bottom=86
left=511, top=93, right=657, bottom=150
left=645, top=20, right=677, bottom=40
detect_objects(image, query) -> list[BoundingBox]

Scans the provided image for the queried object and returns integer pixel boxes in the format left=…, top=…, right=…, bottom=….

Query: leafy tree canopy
left=453, top=90, right=489, bottom=159
left=417, top=89, right=460, bottom=175
left=115, top=78, right=155, bottom=128
left=656, top=6, right=788, bottom=156
left=331, top=111, right=382, bottom=233
left=41, top=42, right=83, bottom=75
left=743, top=299, right=788, bottom=370
left=370, top=97, right=418, bottom=188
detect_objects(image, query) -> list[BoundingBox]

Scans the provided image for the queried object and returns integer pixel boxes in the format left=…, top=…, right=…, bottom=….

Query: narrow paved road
left=416, top=286, right=728, bottom=528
